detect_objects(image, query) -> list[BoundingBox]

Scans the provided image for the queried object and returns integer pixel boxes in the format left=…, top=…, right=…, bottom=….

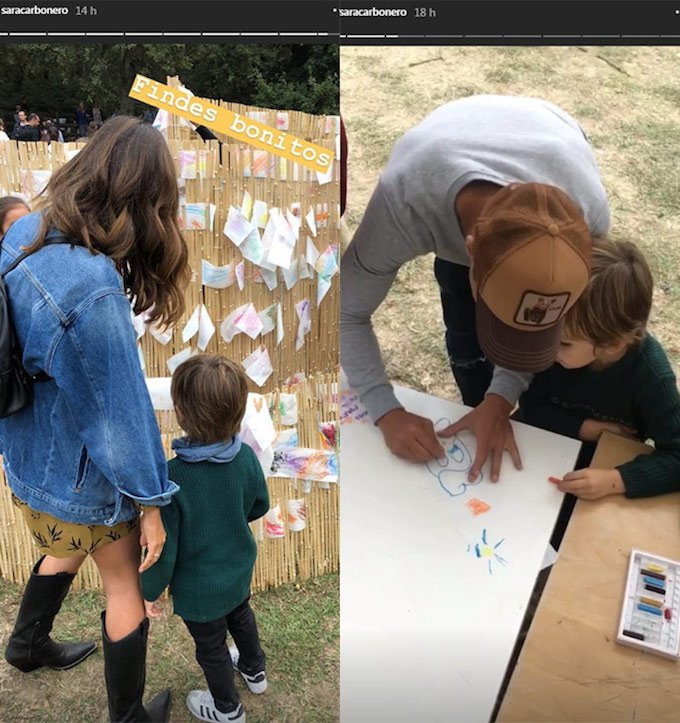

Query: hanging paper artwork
left=198, top=149, right=208, bottom=178
left=317, top=275, right=332, bottom=307
left=264, top=505, right=285, bottom=539
left=149, top=324, right=173, bottom=346
left=265, top=209, right=297, bottom=270
left=315, top=203, right=330, bottom=229
left=235, top=261, right=245, bottom=291
left=281, top=260, right=299, bottom=291
left=273, top=429, right=299, bottom=448
left=340, top=390, right=370, bottom=425
left=224, top=206, right=254, bottom=247
left=316, top=161, right=334, bottom=186
left=259, top=303, right=278, bottom=336
left=241, top=190, right=253, bottom=220
left=220, top=303, right=263, bottom=343
left=319, top=421, right=339, bottom=451
left=275, top=112, right=289, bottom=131
left=286, top=499, right=307, bottom=532
left=251, top=150, right=272, bottom=179
left=167, top=347, right=196, bottom=375
left=284, top=371, right=307, bottom=386
left=197, top=305, right=215, bottom=351
left=295, top=298, right=311, bottom=351
left=306, top=208, right=317, bottom=237
left=278, top=393, right=298, bottom=425
left=182, top=305, right=201, bottom=344
left=306, top=237, right=320, bottom=269
left=240, top=227, right=267, bottom=268
left=131, top=309, right=149, bottom=340
left=315, top=244, right=340, bottom=279
left=252, top=200, right=269, bottom=229
left=298, top=254, right=312, bottom=280
left=276, top=302, right=284, bottom=346
left=247, top=111, right=269, bottom=125
left=242, top=346, right=274, bottom=387
left=241, top=392, right=277, bottom=475
left=253, top=267, right=278, bottom=291
left=270, top=447, right=338, bottom=483
left=184, top=203, right=215, bottom=231
left=202, top=259, right=235, bottom=289
left=178, top=150, right=197, bottom=180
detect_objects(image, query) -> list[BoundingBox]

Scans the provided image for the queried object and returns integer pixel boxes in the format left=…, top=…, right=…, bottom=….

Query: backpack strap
left=1, top=235, right=82, bottom=278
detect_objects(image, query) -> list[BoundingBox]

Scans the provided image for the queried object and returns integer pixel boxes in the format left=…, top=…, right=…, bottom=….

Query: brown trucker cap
left=472, top=183, right=592, bottom=373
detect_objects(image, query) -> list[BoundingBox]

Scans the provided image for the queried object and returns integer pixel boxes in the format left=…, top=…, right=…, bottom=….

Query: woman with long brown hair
left=0, top=116, right=190, bottom=721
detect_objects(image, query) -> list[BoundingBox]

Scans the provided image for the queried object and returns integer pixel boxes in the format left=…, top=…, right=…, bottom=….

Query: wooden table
left=499, top=432, right=680, bottom=722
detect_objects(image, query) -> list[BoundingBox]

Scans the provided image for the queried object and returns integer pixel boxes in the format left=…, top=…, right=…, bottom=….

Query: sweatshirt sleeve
left=486, top=367, right=534, bottom=407
left=247, top=447, right=270, bottom=522
left=49, top=291, right=178, bottom=508
left=141, top=500, right=180, bottom=601
left=340, top=182, right=433, bottom=423
left=618, top=373, right=680, bottom=498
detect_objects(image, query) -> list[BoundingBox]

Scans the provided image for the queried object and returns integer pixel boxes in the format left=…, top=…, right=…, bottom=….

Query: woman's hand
left=138, top=506, right=166, bottom=573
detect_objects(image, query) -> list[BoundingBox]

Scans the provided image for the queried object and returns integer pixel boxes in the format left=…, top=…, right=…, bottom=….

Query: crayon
left=665, top=608, right=672, bottom=621
left=640, top=569, right=666, bottom=582
left=643, top=576, right=666, bottom=588
left=640, top=596, right=663, bottom=608
left=644, top=583, right=666, bottom=596
left=647, top=562, right=666, bottom=574
left=638, top=603, right=663, bottom=616
left=548, top=476, right=561, bottom=485
left=622, top=629, right=645, bottom=641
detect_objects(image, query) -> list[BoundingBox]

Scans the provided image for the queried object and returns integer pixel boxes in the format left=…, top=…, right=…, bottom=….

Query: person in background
left=76, top=101, right=89, bottom=137
left=12, top=110, right=27, bottom=139
left=87, top=120, right=99, bottom=137
left=13, top=105, right=22, bottom=129
left=0, top=197, right=30, bottom=235
left=0, top=119, right=9, bottom=142
left=92, top=101, right=103, bottom=127
left=14, top=113, right=41, bottom=142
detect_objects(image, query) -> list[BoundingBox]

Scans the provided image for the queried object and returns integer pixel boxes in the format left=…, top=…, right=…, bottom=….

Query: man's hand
left=438, top=394, right=521, bottom=483
left=376, top=408, right=444, bottom=462
left=579, top=419, right=637, bottom=443
left=138, top=506, right=166, bottom=573
left=550, top=468, right=625, bottom=500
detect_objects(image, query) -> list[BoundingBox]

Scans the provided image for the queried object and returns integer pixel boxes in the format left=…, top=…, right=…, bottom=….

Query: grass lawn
left=0, top=574, right=338, bottom=722
left=341, top=46, right=680, bottom=401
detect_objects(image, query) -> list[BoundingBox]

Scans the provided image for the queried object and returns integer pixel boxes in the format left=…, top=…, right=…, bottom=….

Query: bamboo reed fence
left=0, top=83, right=340, bottom=591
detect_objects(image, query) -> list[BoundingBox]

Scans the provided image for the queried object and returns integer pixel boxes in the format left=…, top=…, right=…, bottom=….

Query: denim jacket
left=0, top=212, right=178, bottom=525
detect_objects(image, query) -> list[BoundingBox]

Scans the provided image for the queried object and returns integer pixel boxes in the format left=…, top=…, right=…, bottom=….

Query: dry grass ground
left=341, top=46, right=680, bottom=401
left=0, top=574, right=338, bottom=722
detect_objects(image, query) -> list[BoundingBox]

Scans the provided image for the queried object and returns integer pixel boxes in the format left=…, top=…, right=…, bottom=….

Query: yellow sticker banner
left=129, top=75, right=334, bottom=175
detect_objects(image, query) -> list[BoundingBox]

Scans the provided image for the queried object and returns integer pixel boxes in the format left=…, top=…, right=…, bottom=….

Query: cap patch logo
left=514, top=291, right=570, bottom=327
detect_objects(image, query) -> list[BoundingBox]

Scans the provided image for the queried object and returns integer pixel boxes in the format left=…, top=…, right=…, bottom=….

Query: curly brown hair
left=564, top=236, right=653, bottom=347
left=171, top=354, right=249, bottom=445
left=29, top=115, right=189, bottom=326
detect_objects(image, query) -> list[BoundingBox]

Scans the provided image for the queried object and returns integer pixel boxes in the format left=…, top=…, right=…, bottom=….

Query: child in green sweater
left=142, top=354, right=270, bottom=723
left=515, top=237, right=680, bottom=500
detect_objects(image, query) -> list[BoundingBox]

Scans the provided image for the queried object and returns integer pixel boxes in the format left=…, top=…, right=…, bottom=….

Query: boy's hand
left=139, top=506, right=166, bottom=573
left=144, top=599, right=164, bottom=619
left=550, top=468, right=625, bottom=500
left=579, top=419, right=637, bottom=442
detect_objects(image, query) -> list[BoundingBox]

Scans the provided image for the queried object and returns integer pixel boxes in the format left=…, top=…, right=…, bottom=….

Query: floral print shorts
left=12, top=495, right=139, bottom=558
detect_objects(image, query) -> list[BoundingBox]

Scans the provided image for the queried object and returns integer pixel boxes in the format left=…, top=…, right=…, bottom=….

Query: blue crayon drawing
left=467, top=529, right=507, bottom=575
left=426, top=418, right=483, bottom=498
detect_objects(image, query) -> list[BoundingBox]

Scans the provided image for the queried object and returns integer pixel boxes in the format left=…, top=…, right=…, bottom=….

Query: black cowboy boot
left=4, top=556, right=97, bottom=672
left=102, top=612, right=171, bottom=723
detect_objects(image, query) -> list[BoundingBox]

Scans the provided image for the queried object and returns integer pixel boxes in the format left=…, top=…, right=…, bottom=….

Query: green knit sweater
left=141, top=443, right=270, bottom=623
left=516, top=334, right=680, bottom=498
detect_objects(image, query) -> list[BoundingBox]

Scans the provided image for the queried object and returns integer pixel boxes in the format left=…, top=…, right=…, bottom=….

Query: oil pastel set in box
left=617, top=548, right=680, bottom=660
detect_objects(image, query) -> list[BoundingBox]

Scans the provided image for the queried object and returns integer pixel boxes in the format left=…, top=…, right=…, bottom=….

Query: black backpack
left=0, top=234, right=80, bottom=418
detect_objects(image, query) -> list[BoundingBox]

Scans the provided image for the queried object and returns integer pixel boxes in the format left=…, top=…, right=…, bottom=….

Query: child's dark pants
left=184, top=597, right=266, bottom=713
left=434, top=257, right=494, bottom=407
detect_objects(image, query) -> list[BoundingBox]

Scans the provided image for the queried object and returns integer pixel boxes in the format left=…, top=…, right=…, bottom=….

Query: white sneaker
left=186, top=689, right=245, bottom=723
left=229, top=644, right=268, bottom=694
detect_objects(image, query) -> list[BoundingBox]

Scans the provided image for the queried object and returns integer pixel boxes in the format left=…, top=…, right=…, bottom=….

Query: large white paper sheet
left=340, top=384, right=580, bottom=722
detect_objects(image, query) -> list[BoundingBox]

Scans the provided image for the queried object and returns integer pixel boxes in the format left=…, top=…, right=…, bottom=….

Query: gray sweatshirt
left=341, top=95, right=610, bottom=422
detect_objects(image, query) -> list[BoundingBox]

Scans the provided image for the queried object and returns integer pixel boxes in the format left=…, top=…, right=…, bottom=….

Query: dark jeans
left=184, top=597, right=266, bottom=714
left=434, top=257, right=494, bottom=406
